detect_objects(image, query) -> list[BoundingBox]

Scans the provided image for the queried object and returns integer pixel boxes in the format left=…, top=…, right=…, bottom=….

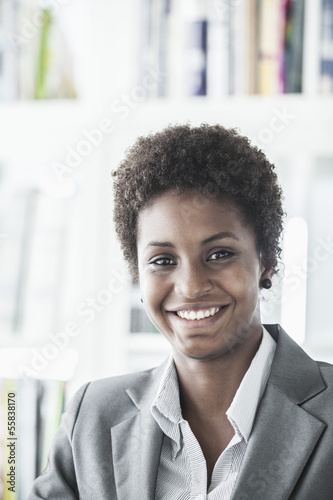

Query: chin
left=174, top=338, right=229, bottom=361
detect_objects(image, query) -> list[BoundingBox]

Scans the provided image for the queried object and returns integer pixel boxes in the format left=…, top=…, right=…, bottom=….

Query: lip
left=167, top=305, right=229, bottom=329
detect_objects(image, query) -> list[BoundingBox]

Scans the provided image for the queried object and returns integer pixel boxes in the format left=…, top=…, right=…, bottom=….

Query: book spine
left=0, top=1, right=4, bottom=101
left=278, top=0, right=288, bottom=93
left=319, top=0, right=333, bottom=93
left=17, top=378, right=38, bottom=500
left=138, top=0, right=153, bottom=95
left=207, top=1, right=230, bottom=98
left=156, top=0, right=170, bottom=97
left=232, top=0, right=248, bottom=95
left=258, top=0, right=282, bottom=94
left=184, top=0, right=207, bottom=96
left=284, top=0, right=305, bottom=93
left=247, top=0, right=259, bottom=94
left=34, top=8, right=52, bottom=99
left=1, top=0, right=20, bottom=101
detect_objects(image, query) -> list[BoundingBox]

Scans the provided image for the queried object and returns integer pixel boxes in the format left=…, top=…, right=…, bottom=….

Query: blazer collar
left=231, top=324, right=327, bottom=499
left=264, top=324, right=326, bottom=403
left=111, top=326, right=328, bottom=500
left=110, top=360, right=168, bottom=500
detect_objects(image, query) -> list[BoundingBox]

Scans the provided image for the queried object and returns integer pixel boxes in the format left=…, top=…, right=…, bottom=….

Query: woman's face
left=137, top=189, right=269, bottom=362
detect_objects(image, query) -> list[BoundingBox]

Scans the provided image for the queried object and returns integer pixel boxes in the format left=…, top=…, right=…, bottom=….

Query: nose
left=174, top=261, right=213, bottom=299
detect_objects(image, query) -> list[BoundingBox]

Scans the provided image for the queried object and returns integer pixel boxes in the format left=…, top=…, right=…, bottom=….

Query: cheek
left=141, top=274, right=165, bottom=310
left=224, top=264, right=260, bottom=300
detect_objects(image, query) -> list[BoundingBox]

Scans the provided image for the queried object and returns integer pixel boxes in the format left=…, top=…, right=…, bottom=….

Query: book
left=319, top=0, right=333, bottom=93
left=1, top=0, right=20, bottom=101
left=247, top=0, right=259, bottom=94
left=0, top=0, right=4, bottom=100
left=258, top=0, right=283, bottom=94
left=0, top=376, right=67, bottom=498
left=207, top=0, right=230, bottom=97
left=165, top=0, right=187, bottom=98
left=231, top=0, right=249, bottom=95
left=137, top=0, right=320, bottom=96
left=284, top=0, right=305, bottom=93
left=0, top=0, right=78, bottom=100
left=183, top=0, right=207, bottom=96
left=17, top=377, right=38, bottom=500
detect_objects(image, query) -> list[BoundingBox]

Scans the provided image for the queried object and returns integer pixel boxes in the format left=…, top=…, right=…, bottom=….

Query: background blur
left=0, top=0, right=333, bottom=496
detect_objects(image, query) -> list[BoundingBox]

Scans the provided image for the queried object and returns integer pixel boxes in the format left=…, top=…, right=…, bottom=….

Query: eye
left=150, top=257, right=176, bottom=266
left=207, top=250, right=234, bottom=261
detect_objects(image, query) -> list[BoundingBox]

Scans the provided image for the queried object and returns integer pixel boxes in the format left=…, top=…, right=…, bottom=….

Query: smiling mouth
left=173, top=306, right=224, bottom=321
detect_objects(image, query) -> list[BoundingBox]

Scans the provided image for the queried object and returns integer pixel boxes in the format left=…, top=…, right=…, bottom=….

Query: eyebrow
left=145, top=232, right=239, bottom=251
left=202, top=231, right=239, bottom=245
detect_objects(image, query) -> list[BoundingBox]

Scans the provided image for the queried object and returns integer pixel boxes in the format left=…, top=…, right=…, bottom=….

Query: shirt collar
left=151, top=327, right=277, bottom=454
left=226, top=326, right=276, bottom=442
left=150, top=355, right=183, bottom=459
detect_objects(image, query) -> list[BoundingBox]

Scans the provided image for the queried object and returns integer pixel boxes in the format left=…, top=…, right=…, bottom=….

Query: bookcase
left=1, top=0, right=333, bottom=497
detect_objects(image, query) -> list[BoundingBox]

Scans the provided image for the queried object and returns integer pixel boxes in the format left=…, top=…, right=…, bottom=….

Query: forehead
left=137, top=189, right=254, bottom=248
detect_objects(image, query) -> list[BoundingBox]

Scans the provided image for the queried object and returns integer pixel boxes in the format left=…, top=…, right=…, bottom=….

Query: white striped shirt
left=151, top=327, right=277, bottom=500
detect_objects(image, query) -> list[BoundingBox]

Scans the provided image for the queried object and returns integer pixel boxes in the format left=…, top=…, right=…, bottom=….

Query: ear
left=258, top=251, right=273, bottom=286
left=260, top=266, right=273, bottom=280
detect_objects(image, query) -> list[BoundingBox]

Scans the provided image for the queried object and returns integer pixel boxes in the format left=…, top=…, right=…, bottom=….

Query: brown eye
left=208, top=250, right=234, bottom=261
left=151, top=257, right=176, bottom=266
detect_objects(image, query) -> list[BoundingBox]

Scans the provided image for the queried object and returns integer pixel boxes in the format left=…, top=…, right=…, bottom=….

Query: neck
left=174, top=328, right=263, bottom=419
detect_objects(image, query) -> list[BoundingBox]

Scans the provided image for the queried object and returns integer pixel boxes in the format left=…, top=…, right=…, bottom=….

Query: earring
left=261, top=278, right=272, bottom=289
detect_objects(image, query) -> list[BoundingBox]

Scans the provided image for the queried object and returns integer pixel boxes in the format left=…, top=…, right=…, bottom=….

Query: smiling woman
left=28, top=124, right=333, bottom=500
left=136, top=191, right=266, bottom=366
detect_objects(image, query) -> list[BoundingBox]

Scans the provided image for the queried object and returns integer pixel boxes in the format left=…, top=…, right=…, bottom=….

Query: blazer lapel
left=111, top=362, right=167, bottom=500
left=231, top=325, right=327, bottom=500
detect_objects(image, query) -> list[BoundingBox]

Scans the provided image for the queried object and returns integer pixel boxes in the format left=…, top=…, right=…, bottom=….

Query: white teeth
left=197, top=310, right=205, bottom=320
left=176, top=307, right=221, bottom=321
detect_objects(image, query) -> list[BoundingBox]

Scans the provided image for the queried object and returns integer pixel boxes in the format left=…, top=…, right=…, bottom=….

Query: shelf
left=115, top=95, right=333, bottom=156
left=1, top=95, right=333, bottom=164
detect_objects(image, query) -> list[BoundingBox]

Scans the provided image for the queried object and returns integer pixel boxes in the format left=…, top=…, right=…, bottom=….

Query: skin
left=137, top=188, right=272, bottom=487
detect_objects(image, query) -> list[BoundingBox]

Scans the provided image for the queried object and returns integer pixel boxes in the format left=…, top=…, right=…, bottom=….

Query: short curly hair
left=112, top=123, right=284, bottom=283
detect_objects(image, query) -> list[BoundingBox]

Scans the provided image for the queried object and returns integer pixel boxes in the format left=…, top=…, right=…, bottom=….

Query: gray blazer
left=28, top=324, right=333, bottom=499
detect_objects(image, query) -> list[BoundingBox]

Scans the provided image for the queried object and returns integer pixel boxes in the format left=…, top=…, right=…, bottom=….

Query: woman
left=29, top=124, right=333, bottom=499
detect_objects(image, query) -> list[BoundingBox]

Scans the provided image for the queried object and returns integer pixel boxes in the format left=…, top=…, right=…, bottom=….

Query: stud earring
left=261, top=278, right=272, bottom=289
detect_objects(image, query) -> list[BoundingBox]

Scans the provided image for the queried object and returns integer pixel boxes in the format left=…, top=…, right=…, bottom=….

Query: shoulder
left=301, top=360, right=333, bottom=425
left=82, top=366, right=157, bottom=409
left=317, top=360, right=333, bottom=387
left=62, top=362, right=166, bottom=435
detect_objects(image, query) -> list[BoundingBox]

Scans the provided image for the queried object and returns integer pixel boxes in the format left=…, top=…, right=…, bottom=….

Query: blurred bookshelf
left=0, top=0, right=332, bottom=371
left=0, top=348, right=77, bottom=500
left=0, top=0, right=333, bottom=494
left=0, top=0, right=86, bottom=101
left=124, top=0, right=333, bottom=369
left=136, top=0, right=333, bottom=98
